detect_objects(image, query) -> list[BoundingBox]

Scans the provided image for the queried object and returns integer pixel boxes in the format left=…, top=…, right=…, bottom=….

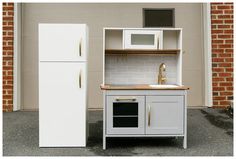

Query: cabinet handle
left=148, top=105, right=151, bottom=127
left=79, top=38, right=82, bottom=57
left=79, top=70, right=82, bottom=88
left=115, top=97, right=136, bottom=101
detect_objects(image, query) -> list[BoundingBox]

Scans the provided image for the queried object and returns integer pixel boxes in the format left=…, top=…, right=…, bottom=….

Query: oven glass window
left=113, top=102, right=138, bottom=128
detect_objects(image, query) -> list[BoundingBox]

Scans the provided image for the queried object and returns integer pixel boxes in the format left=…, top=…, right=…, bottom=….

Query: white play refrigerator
left=39, top=24, right=88, bottom=147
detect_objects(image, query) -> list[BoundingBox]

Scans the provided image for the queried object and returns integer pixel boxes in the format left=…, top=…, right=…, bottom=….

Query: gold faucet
left=158, top=63, right=167, bottom=84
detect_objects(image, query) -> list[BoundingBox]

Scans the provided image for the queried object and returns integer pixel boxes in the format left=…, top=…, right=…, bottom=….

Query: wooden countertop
left=100, top=84, right=189, bottom=90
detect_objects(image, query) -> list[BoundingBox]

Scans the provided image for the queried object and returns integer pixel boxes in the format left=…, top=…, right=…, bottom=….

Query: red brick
left=225, top=20, right=233, bottom=24
left=218, top=25, right=231, bottom=29
left=3, top=6, right=14, bottom=11
left=218, top=44, right=232, bottom=48
left=226, top=77, right=233, bottom=82
left=211, top=10, right=223, bottom=14
left=3, top=95, right=12, bottom=99
left=213, top=87, right=225, bottom=91
left=3, top=16, right=13, bottom=21
left=225, top=40, right=233, bottom=43
left=212, top=49, right=224, bottom=53
left=218, top=53, right=231, bottom=57
left=219, top=82, right=232, bottom=86
left=7, top=32, right=13, bottom=36
left=7, top=3, right=14, bottom=6
left=212, top=35, right=217, bottom=39
left=211, top=20, right=223, bottom=24
left=211, top=30, right=223, bottom=34
left=3, top=36, right=13, bottom=40
left=219, top=73, right=231, bottom=77
left=212, top=58, right=224, bottom=62
left=3, top=85, right=13, bottom=90
left=213, top=96, right=226, bottom=100
left=7, top=21, right=14, bottom=26
left=218, top=15, right=231, bottom=19
left=220, top=101, right=230, bottom=105
left=212, top=78, right=225, bottom=82
left=218, top=63, right=232, bottom=67
left=7, top=100, right=13, bottom=104
left=225, top=68, right=233, bottom=72
left=213, top=101, right=219, bottom=105
left=212, top=83, right=218, bottom=87
left=7, top=11, right=14, bottom=16
left=212, top=68, right=224, bottom=72
left=225, top=49, right=233, bottom=53
left=3, top=46, right=13, bottom=50
left=211, top=25, right=217, bottom=29
left=220, top=92, right=233, bottom=96
left=212, top=40, right=224, bottom=44
left=3, top=66, right=13, bottom=70
left=212, top=44, right=218, bottom=49
left=3, top=76, right=13, bottom=80
left=225, top=58, right=233, bottom=62
left=7, top=90, right=13, bottom=94
left=7, top=42, right=13, bottom=45
left=217, top=5, right=231, bottom=9
left=218, top=35, right=232, bottom=39
left=226, top=87, right=233, bottom=91
left=7, top=81, right=13, bottom=85
left=224, top=10, right=233, bottom=14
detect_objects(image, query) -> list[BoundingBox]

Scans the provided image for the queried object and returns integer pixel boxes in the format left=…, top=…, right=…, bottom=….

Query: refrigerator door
left=39, top=62, right=87, bottom=147
left=39, top=24, right=87, bottom=62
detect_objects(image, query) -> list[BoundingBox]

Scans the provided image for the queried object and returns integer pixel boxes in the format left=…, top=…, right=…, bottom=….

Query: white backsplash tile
left=105, top=55, right=177, bottom=85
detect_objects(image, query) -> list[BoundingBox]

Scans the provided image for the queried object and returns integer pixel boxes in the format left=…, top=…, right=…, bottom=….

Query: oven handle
left=115, top=97, right=136, bottom=102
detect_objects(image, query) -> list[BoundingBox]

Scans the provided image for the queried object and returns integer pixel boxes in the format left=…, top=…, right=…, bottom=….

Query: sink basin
left=149, top=85, right=179, bottom=88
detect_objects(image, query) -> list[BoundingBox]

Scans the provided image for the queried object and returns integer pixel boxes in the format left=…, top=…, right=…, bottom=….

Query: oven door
left=106, top=96, right=145, bottom=135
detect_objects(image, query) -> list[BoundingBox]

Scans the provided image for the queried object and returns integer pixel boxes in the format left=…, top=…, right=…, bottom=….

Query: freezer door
left=39, top=62, right=87, bottom=147
left=39, top=24, right=87, bottom=62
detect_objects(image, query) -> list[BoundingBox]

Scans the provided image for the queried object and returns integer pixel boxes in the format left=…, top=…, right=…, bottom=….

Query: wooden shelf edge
left=105, top=49, right=180, bottom=55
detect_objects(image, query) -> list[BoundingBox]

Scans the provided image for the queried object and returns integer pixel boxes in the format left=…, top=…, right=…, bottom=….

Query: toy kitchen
left=38, top=24, right=189, bottom=150
left=100, top=28, right=189, bottom=149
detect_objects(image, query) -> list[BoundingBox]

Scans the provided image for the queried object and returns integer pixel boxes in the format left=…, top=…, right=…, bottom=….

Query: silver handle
left=148, top=105, right=151, bottom=127
left=115, top=97, right=136, bottom=101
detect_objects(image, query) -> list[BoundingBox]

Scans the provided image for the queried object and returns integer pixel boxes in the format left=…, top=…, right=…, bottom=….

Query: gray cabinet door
left=106, top=96, right=145, bottom=134
left=146, top=96, right=184, bottom=135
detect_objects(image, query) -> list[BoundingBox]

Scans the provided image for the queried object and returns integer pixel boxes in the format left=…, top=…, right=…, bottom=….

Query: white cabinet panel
left=39, top=62, right=87, bottom=147
left=146, top=96, right=184, bottom=134
left=39, top=24, right=87, bottom=61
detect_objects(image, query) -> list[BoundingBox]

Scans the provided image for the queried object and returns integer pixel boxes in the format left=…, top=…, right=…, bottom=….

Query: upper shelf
left=105, top=49, right=180, bottom=55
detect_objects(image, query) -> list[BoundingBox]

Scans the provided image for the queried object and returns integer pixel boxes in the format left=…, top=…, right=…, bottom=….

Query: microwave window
left=131, top=34, right=155, bottom=45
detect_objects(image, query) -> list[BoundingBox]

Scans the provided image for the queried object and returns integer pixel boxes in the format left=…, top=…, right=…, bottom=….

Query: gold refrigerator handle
left=79, top=70, right=82, bottom=88
left=148, top=105, right=151, bottom=127
left=79, top=38, right=82, bottom=57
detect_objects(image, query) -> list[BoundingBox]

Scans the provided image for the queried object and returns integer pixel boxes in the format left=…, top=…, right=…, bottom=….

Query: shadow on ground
left=87, top=120, right=183, bottom=156
left=201, top=109, right=233, bottom=136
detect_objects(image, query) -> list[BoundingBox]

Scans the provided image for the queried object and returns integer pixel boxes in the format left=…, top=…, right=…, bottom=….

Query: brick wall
left=3, top=3, right=14, bottom=112
left=211, top=3, right=234, bottom=108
